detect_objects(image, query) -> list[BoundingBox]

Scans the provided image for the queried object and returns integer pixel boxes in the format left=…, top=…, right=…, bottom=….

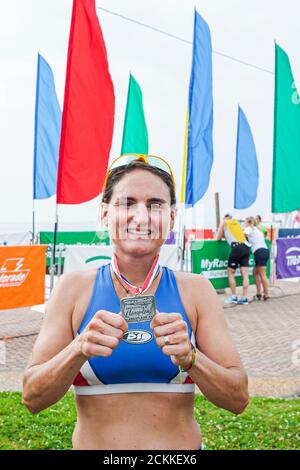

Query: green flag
left=121, top=74, right=149, bottom=155
left=272, top=44, right=300, bottom=213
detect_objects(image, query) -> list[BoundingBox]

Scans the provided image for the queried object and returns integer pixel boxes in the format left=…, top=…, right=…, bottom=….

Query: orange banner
left=0, top=245, right=46, bottom=310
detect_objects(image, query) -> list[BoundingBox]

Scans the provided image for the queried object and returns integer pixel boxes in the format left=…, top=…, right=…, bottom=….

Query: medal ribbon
left=111, top=254, right=160, bottom=296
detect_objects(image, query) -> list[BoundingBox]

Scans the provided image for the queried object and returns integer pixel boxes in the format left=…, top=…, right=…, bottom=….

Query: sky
left=1, top=0, right=300, bottom=233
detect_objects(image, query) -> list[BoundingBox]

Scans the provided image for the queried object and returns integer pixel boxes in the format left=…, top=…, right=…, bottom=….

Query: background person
left=22, top=155, right=249, bottom=450
left=216, top=215, right=250, bottom=305
left=244, top=217, right=270, bottom=301
left=255, top=215, right=268, bottom=238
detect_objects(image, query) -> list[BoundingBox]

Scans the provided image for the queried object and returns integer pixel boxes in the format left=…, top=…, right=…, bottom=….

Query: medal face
left=120, top=295, right=156, bottom=323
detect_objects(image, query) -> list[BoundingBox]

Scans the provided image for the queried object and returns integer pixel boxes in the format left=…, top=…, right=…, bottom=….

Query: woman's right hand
left=76, top=310, right=128, bottom=358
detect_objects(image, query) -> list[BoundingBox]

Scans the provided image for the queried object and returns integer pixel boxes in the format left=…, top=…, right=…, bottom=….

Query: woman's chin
left=113, top=238, right=161, bottom=255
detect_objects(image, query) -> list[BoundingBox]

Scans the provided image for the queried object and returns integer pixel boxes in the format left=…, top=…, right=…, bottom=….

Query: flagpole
left=178, top=203, right=186, bottom=271
left=215, top=192, right=220, bottom=229
left=32, top=199, right=35, bottom=245
left=50, top=204, right=59, bottom=292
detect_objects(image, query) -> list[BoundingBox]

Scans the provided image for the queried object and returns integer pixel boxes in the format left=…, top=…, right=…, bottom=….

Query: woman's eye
left=118, top=200, right=133, bottom=207
left=150, top=203, right=162, bottom=210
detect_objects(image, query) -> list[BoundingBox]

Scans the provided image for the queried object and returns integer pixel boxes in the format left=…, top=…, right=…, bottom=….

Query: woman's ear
left=101, top=202, right=109, bottom=228
left=169, top=206, right=177, bottom=231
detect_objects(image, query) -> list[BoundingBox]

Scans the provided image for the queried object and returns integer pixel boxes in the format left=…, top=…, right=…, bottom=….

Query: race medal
left=120, top=294, right=156, bottom=324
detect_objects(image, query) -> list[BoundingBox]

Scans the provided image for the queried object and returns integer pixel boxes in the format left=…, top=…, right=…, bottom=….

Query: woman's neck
left=113, top=250, right=159, bottom=286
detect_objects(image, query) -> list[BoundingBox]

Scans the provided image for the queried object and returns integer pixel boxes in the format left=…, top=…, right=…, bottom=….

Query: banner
left=64, top=245, right=180, bottom=273
left=234, top=106, right=259, bottom=209
left=272, top=44, right=300, bottom=212
left=182, top=10, right=214, bottom=206
left=57, top=0, right=115, bottom=204
left=276, top=238, right=300, bottom=279
left=278, top=228, right=300, bottom=239
left=164, top=231, right=176, bottom=245
left=33, top=54, right=62, bottom=199
left=121, top=73, right=148, bottom=155
left=185, top=229, right=214, bottom=249
left=0, top=246, right=46, bottom=309
left=0, top=232, right=31, bottom=246
left=191, top=240, right=270, bottom=289
left=39, top=231, right=110, bottom=267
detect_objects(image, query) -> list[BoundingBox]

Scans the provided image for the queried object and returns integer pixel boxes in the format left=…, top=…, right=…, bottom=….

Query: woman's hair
left=246, top=216, right=256, bottom=226
left=102, top=160, right=176, bottom=206
left=256, top=215, right=262, bottom=222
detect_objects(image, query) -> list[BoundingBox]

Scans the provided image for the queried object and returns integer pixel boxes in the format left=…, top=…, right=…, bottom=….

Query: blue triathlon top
left=73, top=264, right=195, bottom=395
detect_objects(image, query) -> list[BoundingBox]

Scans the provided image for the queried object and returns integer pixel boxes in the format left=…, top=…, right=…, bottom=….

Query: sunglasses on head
left=102, top=154, right=175, bottom=195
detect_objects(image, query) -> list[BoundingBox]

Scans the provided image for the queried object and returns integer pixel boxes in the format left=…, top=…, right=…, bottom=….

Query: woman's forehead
left=111, top=170, right=171, bottom=200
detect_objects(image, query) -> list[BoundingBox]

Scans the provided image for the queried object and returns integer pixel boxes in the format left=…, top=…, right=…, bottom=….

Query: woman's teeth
left=127, top=229, right=151, bottom=235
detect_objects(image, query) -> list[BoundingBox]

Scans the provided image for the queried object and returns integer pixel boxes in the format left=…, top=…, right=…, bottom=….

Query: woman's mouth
left=127, top=228, right=152, bottom=237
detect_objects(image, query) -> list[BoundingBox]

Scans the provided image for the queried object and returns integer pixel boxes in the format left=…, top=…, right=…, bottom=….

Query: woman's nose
left=131, top=203, right=149, bottom=223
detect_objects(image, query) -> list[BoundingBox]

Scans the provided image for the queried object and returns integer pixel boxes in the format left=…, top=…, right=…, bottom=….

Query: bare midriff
left=72, top=392, right=202, bottom=450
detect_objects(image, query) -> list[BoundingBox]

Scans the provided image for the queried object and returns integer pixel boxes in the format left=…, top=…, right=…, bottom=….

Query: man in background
left=216, top=214, right=250, bottom=305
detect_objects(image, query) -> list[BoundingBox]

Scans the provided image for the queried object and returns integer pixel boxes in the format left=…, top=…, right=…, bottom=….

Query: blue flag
left=234, top=106, right=259, bottom=209
left=184, top=10, right=214, bottom=206
left=33, top=54, right=61, bottom=199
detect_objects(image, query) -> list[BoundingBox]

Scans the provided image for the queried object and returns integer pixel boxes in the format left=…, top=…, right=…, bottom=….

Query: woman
left=22, top=154, right=249, bottom=450
left=244, top=217, right=270, bottom=301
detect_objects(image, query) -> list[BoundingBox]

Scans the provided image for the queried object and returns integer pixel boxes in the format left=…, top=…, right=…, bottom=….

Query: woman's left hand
left=150, top=312, right=193, bottom=369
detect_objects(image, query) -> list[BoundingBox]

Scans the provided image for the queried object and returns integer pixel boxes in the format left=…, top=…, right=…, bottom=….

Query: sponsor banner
left=191, top=240, right=270, bottom=289
left=276, top=238, right=300, bottom=279
left=278, top=228, right=300, bottom=239
left=0, top=245, right=46, bottom=309
left=0, top=232, right=31, bottom=246
left=64, top=245, right=112, bottom=272
left=164, top=231, right=176, bottom=245
left=63, top=245, right=181, bottom=273
left=185, top=229, right=214, bottom=249
left=39, top=231, right=110, bottom=267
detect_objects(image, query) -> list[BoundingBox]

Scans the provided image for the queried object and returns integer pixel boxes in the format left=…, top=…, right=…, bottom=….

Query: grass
left=0, top=392, right=299, bottom=450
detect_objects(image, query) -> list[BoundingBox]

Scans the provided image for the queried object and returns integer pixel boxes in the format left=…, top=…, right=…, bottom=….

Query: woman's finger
left=155, top=331, right=188, bottom=348
left=153, top=320, right=188, bottom=338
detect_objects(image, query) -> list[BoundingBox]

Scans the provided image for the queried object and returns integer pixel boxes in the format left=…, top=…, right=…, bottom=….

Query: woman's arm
left=22, top=272, right=87, bottom=413
left=152, top=274, right=249, bottom=415
left=188, top=276, right=249, bottom=414
left=216, top=221, right=225, bottom=241
left=22, top=272, right=127, bottom=414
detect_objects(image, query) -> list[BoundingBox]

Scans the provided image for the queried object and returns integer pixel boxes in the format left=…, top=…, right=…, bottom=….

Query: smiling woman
left=22, top=154, right=249, bottom=450
left=102, top=157, right=176, bottom=255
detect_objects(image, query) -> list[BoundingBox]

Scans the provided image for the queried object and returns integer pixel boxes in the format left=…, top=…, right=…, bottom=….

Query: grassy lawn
left=0, top=392, right=299, bottom=450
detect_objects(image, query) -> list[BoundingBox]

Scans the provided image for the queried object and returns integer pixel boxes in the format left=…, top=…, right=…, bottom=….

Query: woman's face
left=101, top=169, right=176, bottom=257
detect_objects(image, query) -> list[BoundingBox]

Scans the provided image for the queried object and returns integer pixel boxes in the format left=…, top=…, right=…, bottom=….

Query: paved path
left=0, top=280, right=299, bottom=397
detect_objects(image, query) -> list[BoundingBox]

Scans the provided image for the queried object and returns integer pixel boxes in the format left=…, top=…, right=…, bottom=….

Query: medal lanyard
left=111, top=254, right=160, bottom=296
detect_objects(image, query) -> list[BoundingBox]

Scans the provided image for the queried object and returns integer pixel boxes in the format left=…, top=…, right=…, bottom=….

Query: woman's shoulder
left=44, top=268, right=99, bottom=327
left=173, top=270, right=215, bottom=297
left=172, top=271, right=220, bottom=331
left=60, top=267, right=99, bottom=285
left=47, top=268, right=100, bottom=331
left=53, top=268, right=99, bottom=303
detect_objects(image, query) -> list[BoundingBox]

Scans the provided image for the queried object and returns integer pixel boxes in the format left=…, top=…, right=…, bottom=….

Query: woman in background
left=244, top=217, right=270, bottom=301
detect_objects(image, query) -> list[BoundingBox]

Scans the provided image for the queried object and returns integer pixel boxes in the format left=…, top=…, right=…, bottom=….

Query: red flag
left=57, top=0, right=115, bottom=204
